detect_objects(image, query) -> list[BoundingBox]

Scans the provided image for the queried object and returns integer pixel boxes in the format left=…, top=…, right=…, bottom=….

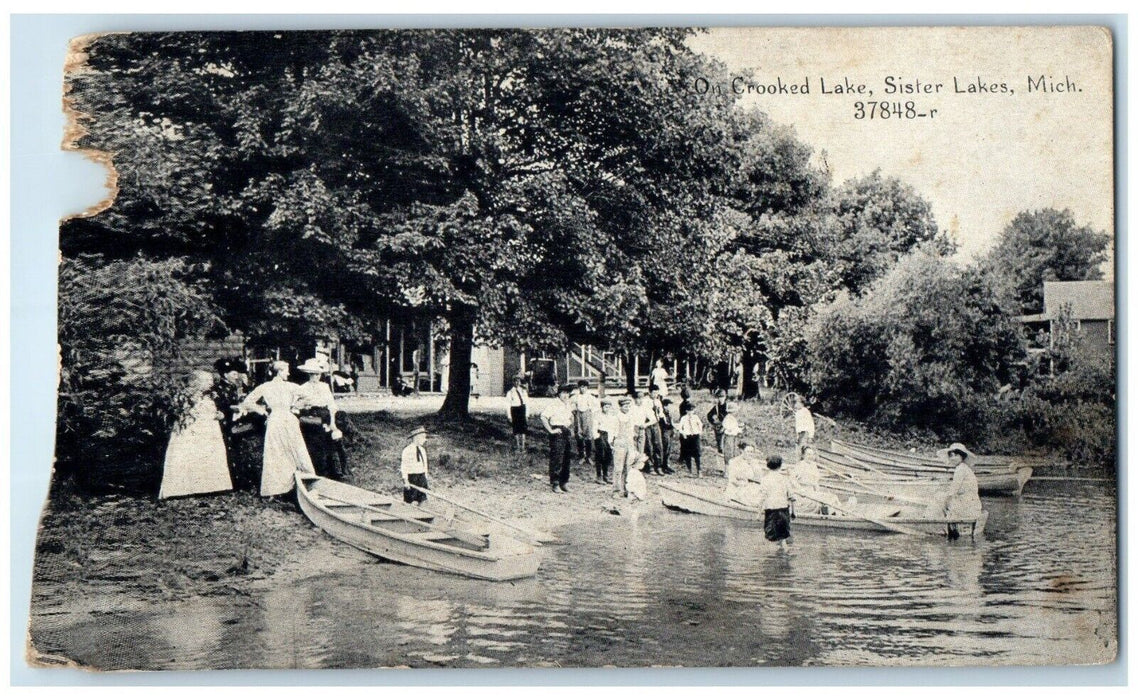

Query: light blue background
left=9, top=13, right=1127, bottom=686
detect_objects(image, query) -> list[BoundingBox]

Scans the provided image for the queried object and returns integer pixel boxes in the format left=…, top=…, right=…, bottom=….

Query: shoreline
left=27, top=390, right=1086, bottom=667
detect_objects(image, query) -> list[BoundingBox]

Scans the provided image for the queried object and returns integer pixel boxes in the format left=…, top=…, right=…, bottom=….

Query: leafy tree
left=832, top=169, right=948, bottom=294
left=64, top=29, right=750, bottom=419
left=979, top=208, right=1111, bottom=314
left=803, top=249, right=1025, bottom=432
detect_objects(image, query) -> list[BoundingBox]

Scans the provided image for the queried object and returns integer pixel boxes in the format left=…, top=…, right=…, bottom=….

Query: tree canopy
left=978, top=208, right=1112, bottom=315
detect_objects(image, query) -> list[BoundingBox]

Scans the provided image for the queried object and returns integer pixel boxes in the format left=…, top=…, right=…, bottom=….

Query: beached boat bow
left=296, top=474, right=541, bottom=581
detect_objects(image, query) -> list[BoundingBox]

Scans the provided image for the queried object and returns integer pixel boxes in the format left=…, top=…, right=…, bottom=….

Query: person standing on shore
left=706, top=389, right=729, bottom=459
left=656, top=394, right=676, bottom=474
left=211, top=357, right=257, bottom=491
left=541, top=384, right=575, bottom=493
left=611, top=396, right=641, bottom=497
left=572, top=380, right=598, bottom=465
left=794, top=395, right=816, bottom=448
left=639, top=390, right=664, bottom=474
left=295, top=357, right=344, bottom=479
left=721, top=402, right=743, bottom=467
left=676, top=401, right=703, bottom=477
left=649, top=359, right=670, bottom=396
left=239, top=360, right=315, bottom=499
left=506, top=375, right=529, bottom=452
left=594, top=399, right=617, bottom=484
left=159, top=370, right=234, bottom=499
left=400, top=426, right=431, bottom=505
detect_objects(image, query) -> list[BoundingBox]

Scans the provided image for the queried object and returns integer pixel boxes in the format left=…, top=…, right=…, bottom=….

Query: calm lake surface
left=31, top=479, right=1116, bottom=669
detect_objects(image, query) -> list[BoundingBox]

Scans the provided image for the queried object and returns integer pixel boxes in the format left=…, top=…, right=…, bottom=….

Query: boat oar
left=792, top=491, right=936, bottom=538
left=816, top=462, right=931, bottom=507
left=316, top=493, right=490, bottom=549
left=407, top=483, right=562, bottom=545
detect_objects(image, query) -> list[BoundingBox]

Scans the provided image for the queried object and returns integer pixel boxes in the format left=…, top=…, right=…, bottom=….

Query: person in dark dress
left=211, top=357, right=261, bottom=491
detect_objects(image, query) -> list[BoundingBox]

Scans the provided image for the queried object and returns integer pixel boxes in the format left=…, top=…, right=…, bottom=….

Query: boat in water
left=824, top=441, right=1033, bottom=496
left=296, top=474, right=541, bottom=581
left=658, top=480, right=988, bottom=538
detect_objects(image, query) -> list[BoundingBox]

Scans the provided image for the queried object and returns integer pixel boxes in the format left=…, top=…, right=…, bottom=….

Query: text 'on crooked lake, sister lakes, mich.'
left=690, top=74, right=1083, bottom=97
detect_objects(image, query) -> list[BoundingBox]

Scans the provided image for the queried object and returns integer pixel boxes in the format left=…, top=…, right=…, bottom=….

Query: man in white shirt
left=541, top=384, right=576, bottom=493
left=505, top=375, right=529, bottom=452
left=572, top=380, right=598, bottom=465
left=794, top=395, right=816, bottom=447
left=400, top=426, right=430, bottom=505
left=638, top=391, right=663, bottom=474
left=611, top=396, right=646, bottom=497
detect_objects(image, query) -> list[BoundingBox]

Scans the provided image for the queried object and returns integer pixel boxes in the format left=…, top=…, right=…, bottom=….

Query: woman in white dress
left=159, top=370, right=233, bottom=499
left=240, top=360, right=315, bottom=497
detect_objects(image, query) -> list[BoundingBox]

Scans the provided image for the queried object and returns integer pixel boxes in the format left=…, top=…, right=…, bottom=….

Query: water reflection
left=30, top=480, right=1116, bottom=669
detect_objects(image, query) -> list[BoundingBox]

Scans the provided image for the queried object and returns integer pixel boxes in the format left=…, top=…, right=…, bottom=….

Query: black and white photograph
left=25, top=24, right=1117, bottom=671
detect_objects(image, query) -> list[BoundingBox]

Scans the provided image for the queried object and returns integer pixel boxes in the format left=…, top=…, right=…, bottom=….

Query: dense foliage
left=57, top=255, right=222, bottom=487
left=803, top=250, right=1025, bottom=432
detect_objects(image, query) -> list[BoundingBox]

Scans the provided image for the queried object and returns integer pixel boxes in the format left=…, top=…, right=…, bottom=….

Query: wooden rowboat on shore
left=821, top=444, right=1033, bottom=496
left=658, top=481, right=988, bottom=538
left=295, top=474, right=541, bottom=581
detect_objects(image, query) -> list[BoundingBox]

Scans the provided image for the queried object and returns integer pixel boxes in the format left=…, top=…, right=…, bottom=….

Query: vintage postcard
left=29, top=25, right=1116, bottom=670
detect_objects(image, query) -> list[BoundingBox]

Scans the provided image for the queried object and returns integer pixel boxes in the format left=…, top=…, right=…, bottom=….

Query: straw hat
left=408, top=426, right=429, bottom=439
left=297, top=357, right=330, bottom=374
left=939, top=442, right=975, bottom=462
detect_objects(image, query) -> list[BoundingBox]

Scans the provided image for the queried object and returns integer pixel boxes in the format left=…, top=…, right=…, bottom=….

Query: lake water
left=30, top=479, right=1116, bottom=669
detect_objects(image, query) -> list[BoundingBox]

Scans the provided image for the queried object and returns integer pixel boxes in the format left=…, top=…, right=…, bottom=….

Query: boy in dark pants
left=594, top=399, right=616, bottom=484
left=541, top=384, right=575, bottom=493
left=676, top=401, right=703, bottom=476
left=756, top=454, right=793, bottom=549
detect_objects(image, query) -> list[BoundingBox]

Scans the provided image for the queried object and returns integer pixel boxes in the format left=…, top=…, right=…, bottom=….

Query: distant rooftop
left=1043, top=280, right=1114, bottom=321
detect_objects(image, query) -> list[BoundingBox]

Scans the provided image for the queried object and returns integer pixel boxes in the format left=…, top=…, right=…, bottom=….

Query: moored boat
left=296, top=474, right=541, bottom=581
left=822, top=444, right=1033, bottom=496
left=831, top=438, right=1049, bottom=471
left=658, top=481, right=988, bottom=538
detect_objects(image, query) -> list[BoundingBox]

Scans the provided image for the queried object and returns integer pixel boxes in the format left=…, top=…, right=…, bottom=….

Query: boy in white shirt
left=505, top=375, right=529, bottom=452
left=721, top=402, right=743, bottom=468
left=755, top=454, right=793, bottom=548
left=676, top=401, right=703, bottom=477
left=594, top=399, right=617, bottom=484
left=400, top=426, right=430, bottom=505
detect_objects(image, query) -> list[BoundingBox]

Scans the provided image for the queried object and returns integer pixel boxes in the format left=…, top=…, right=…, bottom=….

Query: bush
left=56, top=254, right=222, bottom=491
left=803, top=250, right=1024, bottom=435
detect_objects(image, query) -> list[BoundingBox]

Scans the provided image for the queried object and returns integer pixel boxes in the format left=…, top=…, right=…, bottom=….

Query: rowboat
left=830, top=437, right=1054, bottom=469
left=823, top=443, right=1033, bottom=496
left=295, top=474, right=541, bottom=581
left=658, top=481, right=988, bottom=538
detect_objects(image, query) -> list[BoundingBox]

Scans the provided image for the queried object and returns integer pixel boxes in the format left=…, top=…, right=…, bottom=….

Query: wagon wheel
left=780, top=392, right=800, bottom=419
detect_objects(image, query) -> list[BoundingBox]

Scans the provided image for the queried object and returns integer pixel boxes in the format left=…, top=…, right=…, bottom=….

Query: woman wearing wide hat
left=295, top=357, right=347, bottom=479
left=239, top=360, right=315, bottom=498
left=932, top=442, right=983, bottom=538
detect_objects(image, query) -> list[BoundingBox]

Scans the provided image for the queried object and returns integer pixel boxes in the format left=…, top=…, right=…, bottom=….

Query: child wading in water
left=755, top=454, right=794, bottom=549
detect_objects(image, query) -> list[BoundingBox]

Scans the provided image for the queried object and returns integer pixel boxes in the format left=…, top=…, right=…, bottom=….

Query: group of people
left=158, top=356, right=347, bottom=501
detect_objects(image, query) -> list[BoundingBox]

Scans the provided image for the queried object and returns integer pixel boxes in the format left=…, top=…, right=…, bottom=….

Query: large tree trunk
left=624, top=351, right=636, bottom=395
left=741, top=352, right=760, bottom=400
left=437, top=308, right=475, bottom=421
